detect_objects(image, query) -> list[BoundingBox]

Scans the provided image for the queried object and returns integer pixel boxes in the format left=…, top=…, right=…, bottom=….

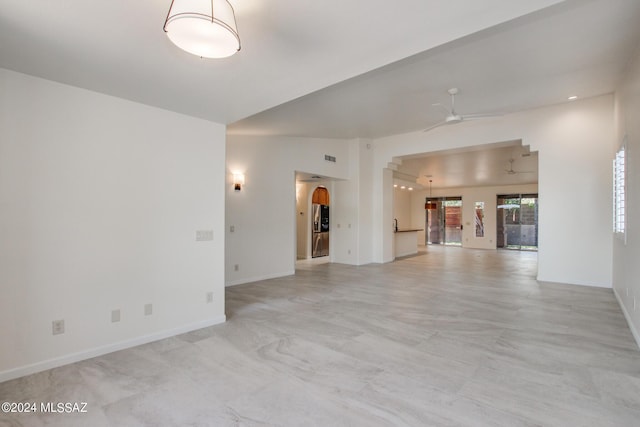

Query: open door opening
left=311, top=187, right=330, bottom=258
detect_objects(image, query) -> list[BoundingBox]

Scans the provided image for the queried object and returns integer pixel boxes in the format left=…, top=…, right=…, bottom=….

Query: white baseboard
left=225, top=270, right=295, bottom=287
left=0, top=315, right=226, bottom=383
left=536, top=275, right=612, bottom=289
left=613, top=288, right=640, bottom=350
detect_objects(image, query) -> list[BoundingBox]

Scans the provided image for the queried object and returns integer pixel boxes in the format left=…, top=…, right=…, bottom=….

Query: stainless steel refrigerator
left=312, top=204, right=329, bottom=257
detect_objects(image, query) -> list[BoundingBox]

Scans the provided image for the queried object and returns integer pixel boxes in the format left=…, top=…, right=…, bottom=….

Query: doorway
left=311, top=187, right=330, bottom=258
left=425, top=197, right=463, bottom=246
left=497, top=194, right=538, bottom=251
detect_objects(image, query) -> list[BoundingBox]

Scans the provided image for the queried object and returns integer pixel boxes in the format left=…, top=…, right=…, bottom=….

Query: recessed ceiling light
left=400, top=186, right=406, bottom=189
left=408, top=187, right=414, bottom=191
left=393, top=184, right=398, bottom=188
left=568, top=95, right=578, bottom=101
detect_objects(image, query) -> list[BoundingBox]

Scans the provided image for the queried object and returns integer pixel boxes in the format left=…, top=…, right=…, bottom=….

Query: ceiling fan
left=424, top=88, right=501, bottom=132
left=505, top=157, right=535, bottom=175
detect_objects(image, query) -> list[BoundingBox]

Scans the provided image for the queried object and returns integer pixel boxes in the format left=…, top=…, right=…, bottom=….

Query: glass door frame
left=425, top=196, right=463, bottom=246
left=496, top=193, right=539, bottom=251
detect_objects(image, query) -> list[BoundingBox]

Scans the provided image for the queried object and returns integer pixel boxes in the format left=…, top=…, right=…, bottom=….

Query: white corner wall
left=613, top=46, right=640, bottom=346
left=373, top=95, right=614, bottom=287
left=0, top=69, right=226, bottom=381
left=332, top=139, right=375, bottom=265
left=225, top=135, right=351, bottom=286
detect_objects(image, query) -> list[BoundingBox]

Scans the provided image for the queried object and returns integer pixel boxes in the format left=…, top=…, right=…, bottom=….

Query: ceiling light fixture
left=164, top=0, right=241, bottom=59
left=568, top=95, right=578, bottom=101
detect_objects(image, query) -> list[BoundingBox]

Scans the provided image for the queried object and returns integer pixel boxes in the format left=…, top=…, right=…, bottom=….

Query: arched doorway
left=311, top=187, right=330, bottom=258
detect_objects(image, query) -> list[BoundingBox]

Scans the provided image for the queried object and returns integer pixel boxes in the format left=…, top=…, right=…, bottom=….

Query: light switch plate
left=196, top=230, right=214, bottom=241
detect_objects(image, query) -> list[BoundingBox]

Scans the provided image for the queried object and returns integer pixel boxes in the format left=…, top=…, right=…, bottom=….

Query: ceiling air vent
left=324, top=155, right=336, bottom=163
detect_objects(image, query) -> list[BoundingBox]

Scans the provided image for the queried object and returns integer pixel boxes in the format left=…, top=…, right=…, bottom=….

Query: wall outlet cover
left=52, top=319, right=65, bottom=335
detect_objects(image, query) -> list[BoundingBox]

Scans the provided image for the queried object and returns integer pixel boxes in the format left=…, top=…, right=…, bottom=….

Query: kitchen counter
left=394, top=229, right=423, bottom=257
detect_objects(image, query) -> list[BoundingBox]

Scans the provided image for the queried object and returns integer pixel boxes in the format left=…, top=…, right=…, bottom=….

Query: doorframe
left=425, top=196, right=463, bottom=246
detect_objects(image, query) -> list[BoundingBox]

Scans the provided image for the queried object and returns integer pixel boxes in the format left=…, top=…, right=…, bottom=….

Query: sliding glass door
left=426, top=197, right=462, bottom=246
left=497, top=194, right=538, bottom=251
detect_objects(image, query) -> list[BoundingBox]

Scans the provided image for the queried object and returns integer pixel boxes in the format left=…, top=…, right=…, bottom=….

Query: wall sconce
left=233, top=173, right=245, bottom=191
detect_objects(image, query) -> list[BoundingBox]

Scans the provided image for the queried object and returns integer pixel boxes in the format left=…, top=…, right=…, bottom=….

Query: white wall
left=356, top=140, right=375, bottom=265
left=225, top=135, right=351, bottom=286
left=0, top=69, right=226, bottom=381
left=613, top=46, right=640, bottom=346
left=409, top=184, right=538, bottom=248
left=295, top=182, right=311, bottom=259
left=393, top=188, right=412, bottom=230
left=373, top=95, right=614, bottom=287
left=331, top=139, right=376, bottom=265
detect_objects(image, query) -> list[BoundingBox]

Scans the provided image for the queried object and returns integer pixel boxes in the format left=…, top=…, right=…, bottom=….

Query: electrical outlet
left=52, top=319, right=65, bottom=335
left=111, top=309, right=121, bottom=323
left=144, top=303, right=153, bottom=316
left=234, top=264, right=239, bottom=271
left=230, top=225, right=235, bottom=233
left=206, top=292, right=213, bottom=303
left=348, top=249, right=351, bottom=254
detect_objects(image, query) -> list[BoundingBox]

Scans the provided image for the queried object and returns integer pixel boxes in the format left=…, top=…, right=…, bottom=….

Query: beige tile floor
left=2, top=246, right=640, bottom=426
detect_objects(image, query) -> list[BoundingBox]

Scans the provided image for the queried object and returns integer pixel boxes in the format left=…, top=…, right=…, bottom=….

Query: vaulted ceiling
left=231, top=0, right=640, bottom=139
left=2, top=0, right=639, bottom=188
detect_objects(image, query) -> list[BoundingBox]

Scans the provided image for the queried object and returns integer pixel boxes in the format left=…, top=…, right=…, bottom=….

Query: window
left=613, top=142, right=626, bottom=237
left=475, top=202, right=485, bottom=237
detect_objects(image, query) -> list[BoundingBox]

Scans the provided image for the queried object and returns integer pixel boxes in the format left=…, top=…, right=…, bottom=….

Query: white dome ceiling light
left=164, top=0, right=241, bottom=59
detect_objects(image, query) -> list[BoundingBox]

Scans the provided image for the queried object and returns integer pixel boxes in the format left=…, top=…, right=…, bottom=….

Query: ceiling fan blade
left=461, top=113, right=504, bottom=120
left=505, top=169, right=536, bottom=175
left=423, top=121, right=447, bottom=132
left=431, top=103, right=451, bottom=115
